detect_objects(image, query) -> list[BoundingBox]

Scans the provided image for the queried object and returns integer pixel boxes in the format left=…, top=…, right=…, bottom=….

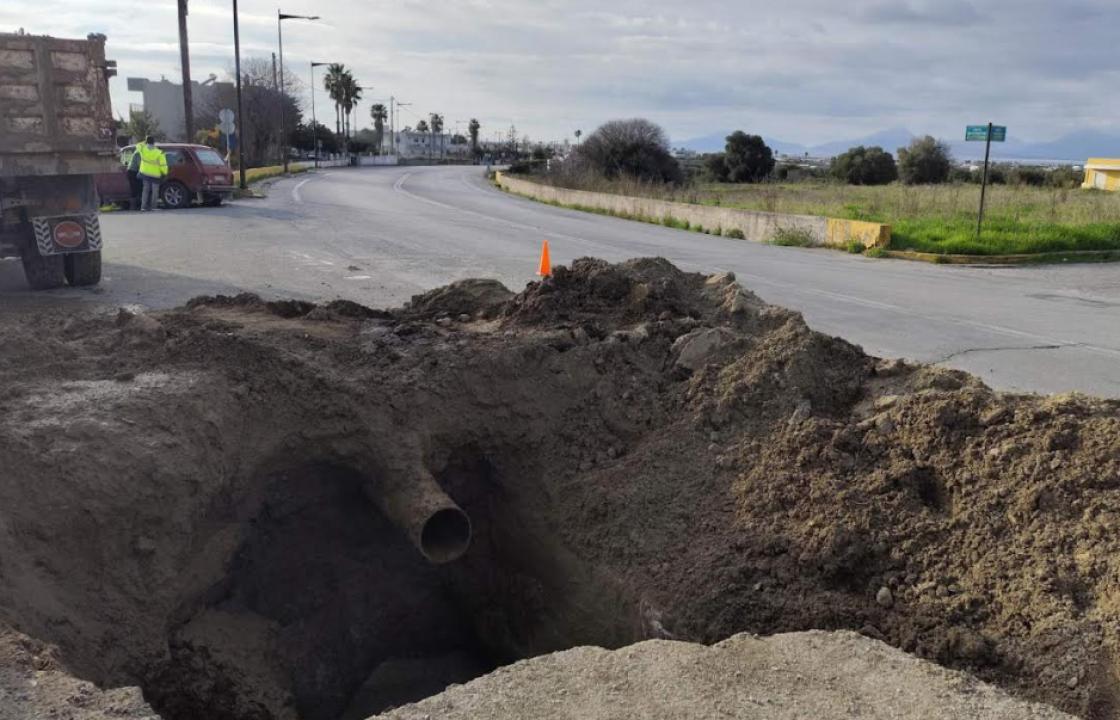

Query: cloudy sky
left=4, top=0, right=1118, bottom=145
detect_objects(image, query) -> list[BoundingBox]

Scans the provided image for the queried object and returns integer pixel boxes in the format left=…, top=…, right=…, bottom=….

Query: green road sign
left=966, top=125, right=1006, bottom=142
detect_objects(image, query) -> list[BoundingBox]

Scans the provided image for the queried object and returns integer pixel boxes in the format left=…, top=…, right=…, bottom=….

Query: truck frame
left=0, top=31, right=117, bottom=289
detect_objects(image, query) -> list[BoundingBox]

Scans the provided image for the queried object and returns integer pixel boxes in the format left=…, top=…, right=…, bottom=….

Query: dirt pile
left=0, top=257, right=1118, bottom=719
left=375, top=630, right=1077, bottom=720
left=0, top=624, right=156, bottom=719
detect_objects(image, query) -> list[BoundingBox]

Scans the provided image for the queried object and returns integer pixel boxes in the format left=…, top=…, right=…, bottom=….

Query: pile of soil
left=0, top=257, right=1118, bottom=719
left=375, top=630, right=1076, bottom=720
left=0, top=624, right=156, bottom=719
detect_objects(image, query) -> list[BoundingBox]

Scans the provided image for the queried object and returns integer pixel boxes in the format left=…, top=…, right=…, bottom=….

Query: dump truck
left=0, top=31, right=117, bottom=289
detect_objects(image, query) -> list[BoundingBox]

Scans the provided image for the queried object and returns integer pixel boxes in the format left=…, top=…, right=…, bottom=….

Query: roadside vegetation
left=516, top=120, right=1118, bottom=258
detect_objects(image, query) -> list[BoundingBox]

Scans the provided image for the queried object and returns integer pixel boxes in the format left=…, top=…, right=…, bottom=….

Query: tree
left=574, top=129, right=582, bottom=144
left=830, top=145, right=898, bottom=185
left=323, top=63, right=347, bottom=138
left=340, top=73, right=362, bottom=143
left=723, top=131, right=774, bottom=183
left=121, top=109, right=163, bottom=142
left=569, top=118, right=681, bottom=184
left=197, top=57, right=303, bottom=167
left=704, top=153, right=729, bottom=182
left=468, top=118, right=481, bottom=156
left=898, top=135, right=952, bottom=185
left=291, top=121, right=339, bottom=154
left=415, top=119, right=429, bottom=133
left=369, top=103, right=388, bottom=154
left=429, top=113, right=444, bottom=160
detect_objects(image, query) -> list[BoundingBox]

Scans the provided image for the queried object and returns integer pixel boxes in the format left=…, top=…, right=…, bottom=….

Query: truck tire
left=160, top=181, right=190, bottom=210
left=21, top=251, right=65, bottom=290
left=64, top=251, right=102, bottom=286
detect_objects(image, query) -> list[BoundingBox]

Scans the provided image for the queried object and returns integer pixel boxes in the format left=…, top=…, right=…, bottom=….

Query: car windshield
left=195, top=149, right=227, bottom=167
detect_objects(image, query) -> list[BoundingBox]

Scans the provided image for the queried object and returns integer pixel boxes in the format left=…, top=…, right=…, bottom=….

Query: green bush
left=898, top=136, right=952, bottom=185
left=725, top=228, right=745, bottom=239
left=830, top=146, right=898, bottom=185
left=770, top=227, right=816, bottom=247
left=845, top=239, right=867, bottom=253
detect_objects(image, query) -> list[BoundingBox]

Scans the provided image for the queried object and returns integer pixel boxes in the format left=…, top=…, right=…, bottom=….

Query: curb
left=883, top=249, right=1120, bottom=265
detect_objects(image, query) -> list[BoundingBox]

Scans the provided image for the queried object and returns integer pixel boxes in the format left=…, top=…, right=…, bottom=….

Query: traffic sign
left=966, top=125, right=1006, bottom=142
left=218, top=108, right=235, bottom=135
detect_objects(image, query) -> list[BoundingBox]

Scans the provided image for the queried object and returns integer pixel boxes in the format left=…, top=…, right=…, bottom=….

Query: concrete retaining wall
left=496, top=173, right=891, bottom=249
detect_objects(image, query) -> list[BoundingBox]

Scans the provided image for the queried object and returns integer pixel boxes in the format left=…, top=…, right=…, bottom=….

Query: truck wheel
left=161, top=181, right=190, bottom=209
left=64, top=251, right=102, bottom=286
left=21, top=251, right=65, bottom=290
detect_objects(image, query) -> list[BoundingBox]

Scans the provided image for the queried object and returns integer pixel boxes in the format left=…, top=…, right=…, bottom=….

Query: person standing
left=126, top=147, right=142, bottom=210
left=135, top=136, right=167, bottom=211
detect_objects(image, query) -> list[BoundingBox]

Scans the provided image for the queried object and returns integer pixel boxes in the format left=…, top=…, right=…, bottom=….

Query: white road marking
left=292, top=177, right=314, bottom=204
left=345, top=275, right=372, bottom=280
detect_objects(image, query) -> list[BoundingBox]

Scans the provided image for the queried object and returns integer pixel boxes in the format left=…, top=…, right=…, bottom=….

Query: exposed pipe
left=364, top=465, right=472, bottom=564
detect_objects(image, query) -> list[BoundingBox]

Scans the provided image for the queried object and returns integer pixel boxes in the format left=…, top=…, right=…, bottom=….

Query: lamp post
left=396, top=101, right=411, bottom=158
left=310, top=61, right=331, bottom=168
left=232, top=0, right=246, bottom=189
left=277, top=10, right=319, bottom=174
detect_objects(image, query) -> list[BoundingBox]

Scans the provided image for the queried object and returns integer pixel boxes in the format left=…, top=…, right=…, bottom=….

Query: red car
left=96, top=143, right=236, bottom=209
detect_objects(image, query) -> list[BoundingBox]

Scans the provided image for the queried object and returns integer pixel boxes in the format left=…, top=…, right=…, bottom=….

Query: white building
left=394, top=130, right=471, bottom=161
left=126, top=76, right=233, bottom=141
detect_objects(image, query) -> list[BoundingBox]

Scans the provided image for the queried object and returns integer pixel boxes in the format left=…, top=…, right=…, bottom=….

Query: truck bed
left=0, top=32, right=117, bottom=177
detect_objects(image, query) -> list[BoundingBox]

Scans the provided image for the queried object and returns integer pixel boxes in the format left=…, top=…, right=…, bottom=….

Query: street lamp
left=310, top=61, right=332, bottom=168
left=278, top=10, right=319, bottom=174
left=395, top=101, right=412, bottom=158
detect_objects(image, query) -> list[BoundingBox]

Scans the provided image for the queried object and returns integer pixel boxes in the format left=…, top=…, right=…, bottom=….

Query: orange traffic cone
left=537, top=240, right=552, bottom=277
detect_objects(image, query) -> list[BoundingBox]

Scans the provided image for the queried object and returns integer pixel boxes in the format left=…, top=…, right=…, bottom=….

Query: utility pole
left=232, top=0, right=247, bottom=189
left=177, top=0, right=193, bottom=141
left=389, top=96, right=394, bottom=156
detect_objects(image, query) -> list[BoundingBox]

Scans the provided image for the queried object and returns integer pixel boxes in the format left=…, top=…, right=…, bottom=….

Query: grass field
left=545, top=176, right=1120, bottom=256
left=693, top=182, right=1120, bottom=255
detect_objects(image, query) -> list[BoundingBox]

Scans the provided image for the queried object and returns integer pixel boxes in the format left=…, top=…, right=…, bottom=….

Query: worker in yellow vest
left=136, top=136, right=168, bottom=212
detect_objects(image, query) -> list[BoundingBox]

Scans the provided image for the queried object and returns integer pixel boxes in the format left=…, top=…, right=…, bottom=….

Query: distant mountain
left=679, top=127, right=1120, bottom=163
left=808, top=127, right=915, bottom=158
left=677, top=131, right=807, bottom=156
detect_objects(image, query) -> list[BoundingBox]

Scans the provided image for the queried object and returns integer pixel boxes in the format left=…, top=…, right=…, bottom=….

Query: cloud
left=3, top=0, right=1118, bottom=145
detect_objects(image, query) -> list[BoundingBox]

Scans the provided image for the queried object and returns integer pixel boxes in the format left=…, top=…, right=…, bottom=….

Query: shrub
left=724, top=131, right=775, bottom=183
left=898, top=136, right=952, bottom=185
left=726, top=228, right=746, bottom=239
left=770, top=227, right=816, bottom=246
left=845, top=239, right=867, bottom=253
left=865, top=246, right=887, bottom=258
left=565, top=118, right=682, bottom=184
left=704, top=153, right=729, bottom=182
left=830, top=146, right=898, bottom=185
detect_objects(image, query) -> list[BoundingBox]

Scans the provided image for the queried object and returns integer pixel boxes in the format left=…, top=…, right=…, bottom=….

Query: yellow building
left=1082, top=159, right=1120, bottom=191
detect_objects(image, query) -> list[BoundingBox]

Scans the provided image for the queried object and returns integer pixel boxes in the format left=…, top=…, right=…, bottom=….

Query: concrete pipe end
left=420, top=507, right=472, bottom=564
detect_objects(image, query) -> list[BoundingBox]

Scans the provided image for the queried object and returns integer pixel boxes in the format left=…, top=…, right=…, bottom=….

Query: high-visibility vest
left=136, top=143, right=168, bottom=179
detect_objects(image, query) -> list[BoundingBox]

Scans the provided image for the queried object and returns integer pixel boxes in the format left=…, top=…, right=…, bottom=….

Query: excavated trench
left=3, top=259, right=1120, bottom=719
left=139, top=453, right=635, bottom=720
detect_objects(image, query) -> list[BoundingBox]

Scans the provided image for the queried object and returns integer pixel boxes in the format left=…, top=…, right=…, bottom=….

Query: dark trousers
left=127, top=170, right=142, bottom=210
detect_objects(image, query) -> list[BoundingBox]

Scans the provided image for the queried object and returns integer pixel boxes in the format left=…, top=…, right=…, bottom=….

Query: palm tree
left=468, top=118, right=480, bottom=158
left=341, top=74, right=363, bottom=144
left=370, top=103, right=388, bottom=154
left=323, top=64, right=347, bottom=138
left=575, top=129, right=582, bottom=145
left=429, top=113, right=444, bottom=161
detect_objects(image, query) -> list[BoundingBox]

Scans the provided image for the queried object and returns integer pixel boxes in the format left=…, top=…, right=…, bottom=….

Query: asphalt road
left=2, top=165, right=1118, bottom=397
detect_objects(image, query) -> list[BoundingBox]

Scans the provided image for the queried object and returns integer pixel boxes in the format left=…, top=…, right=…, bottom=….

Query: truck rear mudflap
left=31, top=213, right=102, bottom=255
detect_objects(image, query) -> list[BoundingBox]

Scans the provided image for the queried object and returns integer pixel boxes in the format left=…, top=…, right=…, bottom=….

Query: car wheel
left=64, top=251, right=102, bottom=287
left=161, top=181, right=190, bottom=209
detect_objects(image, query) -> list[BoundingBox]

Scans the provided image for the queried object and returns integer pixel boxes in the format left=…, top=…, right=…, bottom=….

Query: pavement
left=1, top=165, right=1118, bottom=397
